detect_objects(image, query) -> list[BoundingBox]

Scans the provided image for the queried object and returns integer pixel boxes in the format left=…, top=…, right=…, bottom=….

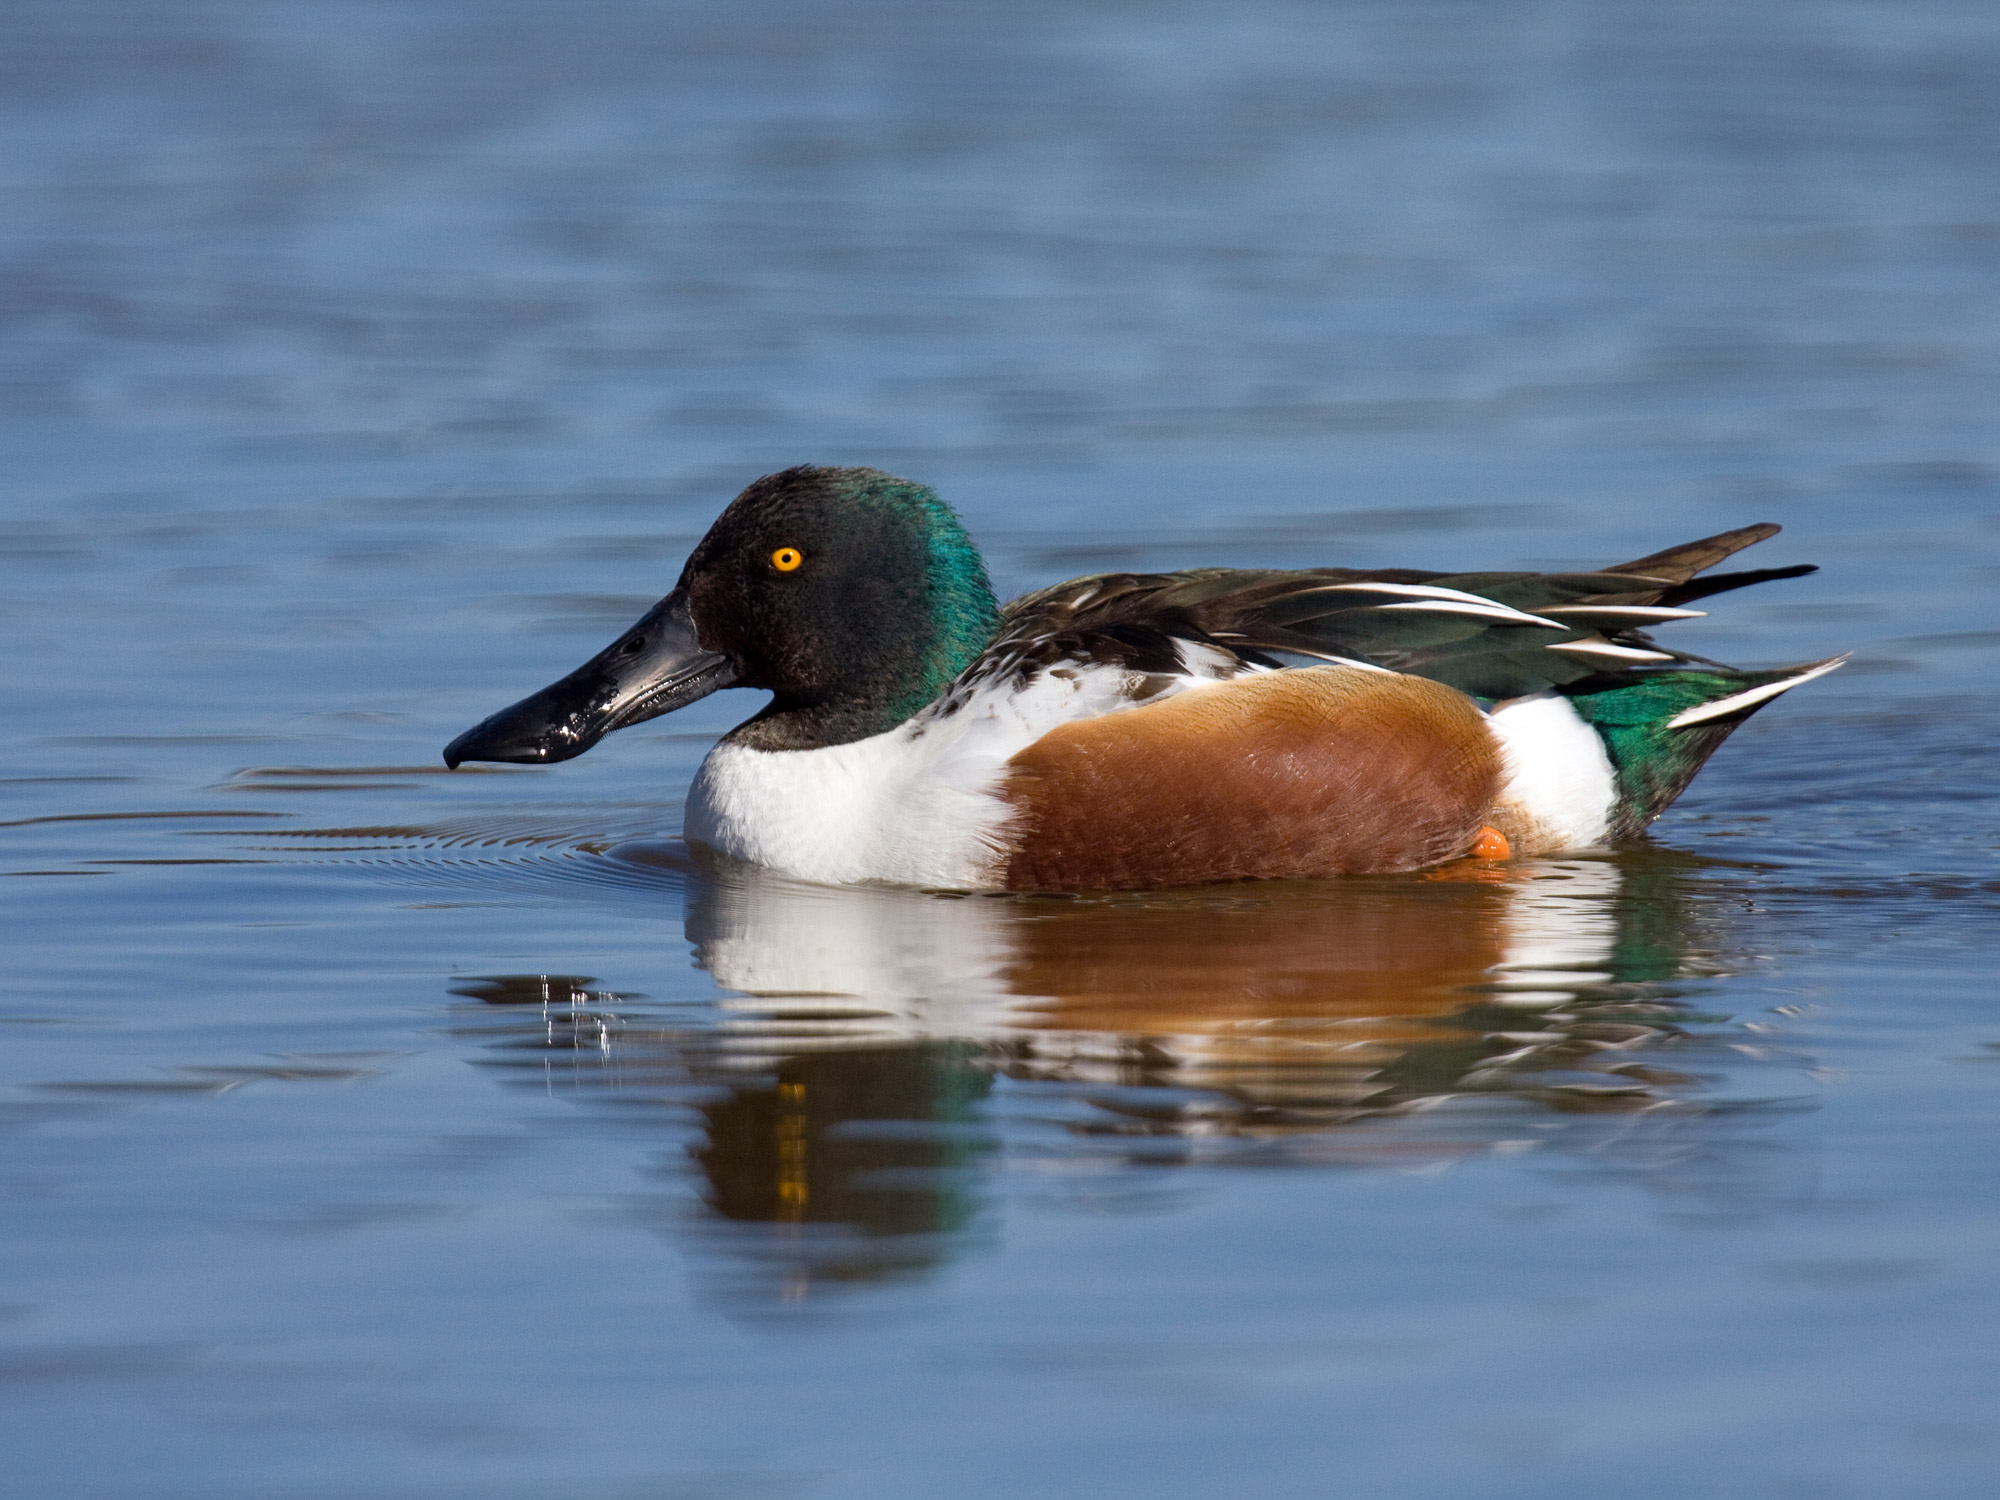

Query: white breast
left=1485, top=691, right=1616, bottom=851
left=685, top=655, right=1242, bottom=889
left=686, top=717, right=1012, bottom=888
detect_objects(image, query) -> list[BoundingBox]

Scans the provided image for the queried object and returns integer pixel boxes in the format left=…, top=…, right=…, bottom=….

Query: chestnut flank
left=998, top=666, right=1501, bottom=892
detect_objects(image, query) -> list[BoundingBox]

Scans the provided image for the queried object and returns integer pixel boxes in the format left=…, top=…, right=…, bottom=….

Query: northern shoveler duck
left=444, top=466, right=1842, bottom=891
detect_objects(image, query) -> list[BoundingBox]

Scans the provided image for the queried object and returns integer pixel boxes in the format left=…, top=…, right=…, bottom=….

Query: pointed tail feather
left=1658, top=562, right=1818, bottom=608
left=1663, top=655, right=1848, bottom=727
left=1607, top=522, right=1784, bottom=582
left=1566, top=656, right=1847, bottom=838
left=1600, top=522, right=1819, bottom=607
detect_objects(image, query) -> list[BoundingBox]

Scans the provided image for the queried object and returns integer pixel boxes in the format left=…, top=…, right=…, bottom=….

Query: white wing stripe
left=1315, top=581, right=1534, bottom=605
left=1539, top=605, right=1708, bottom=623
left=1372, top=599, right=1564, bottom=628
left=1546, top=641, right=1678, bottom=663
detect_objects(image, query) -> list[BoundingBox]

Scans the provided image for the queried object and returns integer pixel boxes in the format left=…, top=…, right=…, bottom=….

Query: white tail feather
left=1665, top=656, right=1849, bottom=728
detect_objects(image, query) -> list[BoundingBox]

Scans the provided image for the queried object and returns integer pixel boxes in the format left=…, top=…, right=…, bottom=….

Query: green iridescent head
left=673, top=466, right=1003, bottom=749
left=442, top=465, right=1004, bottom=767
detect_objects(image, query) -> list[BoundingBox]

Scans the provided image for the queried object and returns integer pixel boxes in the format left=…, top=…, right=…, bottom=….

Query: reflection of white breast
left=690, top=863, right=1019, bottom=1052
left=1488, top=858, right=1624, bottom=1005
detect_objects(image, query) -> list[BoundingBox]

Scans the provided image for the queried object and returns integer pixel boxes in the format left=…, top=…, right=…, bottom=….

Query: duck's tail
left=1600, top=521, right=1821, bottom=604
left=1566, top=656, right=1848, bottom=838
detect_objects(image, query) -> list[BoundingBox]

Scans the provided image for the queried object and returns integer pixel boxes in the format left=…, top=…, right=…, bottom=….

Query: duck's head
left=444, top=466, right=1001, bottom=765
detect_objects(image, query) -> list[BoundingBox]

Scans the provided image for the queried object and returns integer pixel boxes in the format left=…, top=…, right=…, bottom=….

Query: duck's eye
left=770, top=546, right=804, bottom=573
left=618, top=635, right=645, bottom=657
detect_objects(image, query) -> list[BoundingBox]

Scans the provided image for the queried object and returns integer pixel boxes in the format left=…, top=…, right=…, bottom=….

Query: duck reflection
left=693, top=1044, right=989, bottom=1231
left=678, top=849, right=1719, bottom=1118
left=464, top=845, right=1737, bottom=1302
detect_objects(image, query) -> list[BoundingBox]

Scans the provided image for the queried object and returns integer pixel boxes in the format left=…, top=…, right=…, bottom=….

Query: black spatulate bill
left=444, top=587, right=737, bottom=767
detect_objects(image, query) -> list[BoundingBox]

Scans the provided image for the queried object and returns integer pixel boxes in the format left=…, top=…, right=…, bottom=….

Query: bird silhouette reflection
left=459, top=846, right=1738, bottom=1302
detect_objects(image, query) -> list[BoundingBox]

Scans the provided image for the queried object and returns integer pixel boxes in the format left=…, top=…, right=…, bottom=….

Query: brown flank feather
left=997, top=667, right=1501, bottom=893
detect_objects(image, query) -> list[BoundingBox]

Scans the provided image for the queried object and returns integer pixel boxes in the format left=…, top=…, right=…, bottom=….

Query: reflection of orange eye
left=771, top=546, right=803, bottom=572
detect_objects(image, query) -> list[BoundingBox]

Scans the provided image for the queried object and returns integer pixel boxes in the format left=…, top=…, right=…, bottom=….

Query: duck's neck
left=732, top=688, right=954, bottom=752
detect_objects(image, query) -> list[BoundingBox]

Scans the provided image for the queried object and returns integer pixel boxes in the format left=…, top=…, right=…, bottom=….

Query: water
left=3, top=2, right=1998, bottom=1495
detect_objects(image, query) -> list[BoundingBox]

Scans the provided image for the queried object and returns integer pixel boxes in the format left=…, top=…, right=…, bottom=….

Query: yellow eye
left=771, top=546, right=803, bottom=572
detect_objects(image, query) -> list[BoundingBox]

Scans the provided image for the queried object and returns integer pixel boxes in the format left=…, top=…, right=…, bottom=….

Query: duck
left=444, top=465, right=1842, bottom=892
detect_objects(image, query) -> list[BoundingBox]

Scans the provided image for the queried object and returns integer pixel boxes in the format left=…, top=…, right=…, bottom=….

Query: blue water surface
left=2, top=3, right=1998, bottom=1496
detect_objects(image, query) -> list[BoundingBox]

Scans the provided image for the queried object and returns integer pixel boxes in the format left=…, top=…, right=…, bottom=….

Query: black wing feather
left=968, top=525, right=1814, bottom=703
